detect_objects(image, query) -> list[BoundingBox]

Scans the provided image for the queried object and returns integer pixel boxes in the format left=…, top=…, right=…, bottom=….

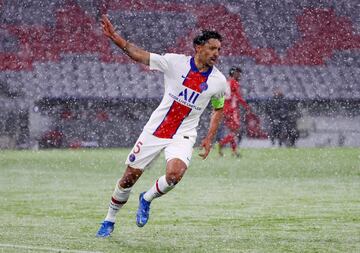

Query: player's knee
left=166, top=167, right=186, bottom=185
left=166, top=158, right=187, bottom=185
left=119, top=166, right=143, bottom=188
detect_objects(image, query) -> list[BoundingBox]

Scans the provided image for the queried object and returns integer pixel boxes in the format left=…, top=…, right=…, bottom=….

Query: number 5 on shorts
left=133, top=141, right=143, bottom=154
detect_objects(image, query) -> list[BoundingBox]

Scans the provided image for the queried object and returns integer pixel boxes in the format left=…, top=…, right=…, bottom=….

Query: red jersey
left=224, top=78, right=249, bottom=114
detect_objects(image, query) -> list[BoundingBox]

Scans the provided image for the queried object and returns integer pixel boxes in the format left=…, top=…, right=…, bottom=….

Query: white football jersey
left=143, top=53, right=227, bottom=139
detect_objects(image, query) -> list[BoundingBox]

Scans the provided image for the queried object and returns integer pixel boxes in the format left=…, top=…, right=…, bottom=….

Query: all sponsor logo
left=178, top=88, right=200, bottom=105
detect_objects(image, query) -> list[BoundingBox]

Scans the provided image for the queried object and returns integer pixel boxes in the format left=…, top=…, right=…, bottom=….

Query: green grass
left=0, top=148, right=359, bottom=253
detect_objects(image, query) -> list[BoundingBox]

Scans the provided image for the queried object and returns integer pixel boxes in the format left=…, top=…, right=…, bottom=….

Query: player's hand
left=101, top=14, right=116, bottom=39
left=199, top=137, right=212, bottom=160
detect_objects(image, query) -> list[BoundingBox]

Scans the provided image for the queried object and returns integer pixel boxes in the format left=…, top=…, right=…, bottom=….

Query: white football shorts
left=125, top=130, right=196, bottom=170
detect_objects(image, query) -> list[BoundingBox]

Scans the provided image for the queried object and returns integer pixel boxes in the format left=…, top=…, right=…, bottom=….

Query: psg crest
left=199, top=82, right=208, bottom=93
left=129, top=153, right=136, bottom=162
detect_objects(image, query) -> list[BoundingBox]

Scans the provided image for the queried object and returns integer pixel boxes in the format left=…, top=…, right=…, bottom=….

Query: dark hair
left=193, top=30, right=222, bottom=46
left=229, top=66, right=242, bottom=76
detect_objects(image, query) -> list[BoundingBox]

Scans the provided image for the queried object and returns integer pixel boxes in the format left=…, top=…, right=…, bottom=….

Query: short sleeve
left=150, top=53, right=180, bottom=73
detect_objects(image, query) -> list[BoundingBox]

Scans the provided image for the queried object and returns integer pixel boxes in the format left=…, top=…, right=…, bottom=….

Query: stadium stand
left=0, top=0, right=359, bottom=148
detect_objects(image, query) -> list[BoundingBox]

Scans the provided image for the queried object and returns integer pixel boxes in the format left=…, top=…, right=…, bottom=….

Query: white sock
left=104, top=180, right=132, bottom=223
left=143, top=175, right=174, bottom=202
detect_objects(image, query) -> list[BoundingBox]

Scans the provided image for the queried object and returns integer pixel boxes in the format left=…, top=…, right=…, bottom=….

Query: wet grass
left=0, top=148, right=359, bottom=253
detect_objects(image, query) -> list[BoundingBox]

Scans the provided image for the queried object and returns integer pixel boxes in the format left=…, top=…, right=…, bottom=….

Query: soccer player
left=96, top=15, right=227, bottom=237
left=217, top=66, right=251, bottom=157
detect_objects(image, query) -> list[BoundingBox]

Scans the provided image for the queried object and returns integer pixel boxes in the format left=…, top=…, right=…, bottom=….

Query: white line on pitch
left=0, top=243, right=103, bottom=253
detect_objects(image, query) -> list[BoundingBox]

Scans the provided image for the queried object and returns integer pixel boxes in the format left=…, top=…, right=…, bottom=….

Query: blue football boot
left=136, top=192, right=151, bottom=227
left=96, top=220, right=115, bottom=238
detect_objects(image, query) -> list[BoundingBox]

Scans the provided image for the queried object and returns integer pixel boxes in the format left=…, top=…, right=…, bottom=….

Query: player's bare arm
left=101, top=15, right=150, bottom=65
left=199, top=108, right=223, bottom=159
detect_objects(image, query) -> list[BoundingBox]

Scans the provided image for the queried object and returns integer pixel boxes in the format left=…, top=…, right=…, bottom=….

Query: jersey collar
left=190, top=57, right=213, bottom=77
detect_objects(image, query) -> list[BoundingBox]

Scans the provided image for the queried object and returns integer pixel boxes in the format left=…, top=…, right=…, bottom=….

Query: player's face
left=196, top=39, right=221, bottom=67
left=233, top=71, right=241, bottom=81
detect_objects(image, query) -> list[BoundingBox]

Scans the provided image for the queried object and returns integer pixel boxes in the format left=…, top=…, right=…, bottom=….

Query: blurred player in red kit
left=217, top=66, right=251, bottom=157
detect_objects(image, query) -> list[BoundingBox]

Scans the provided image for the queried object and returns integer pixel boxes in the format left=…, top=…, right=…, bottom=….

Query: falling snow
left=0, top=0, right=359, bottom=149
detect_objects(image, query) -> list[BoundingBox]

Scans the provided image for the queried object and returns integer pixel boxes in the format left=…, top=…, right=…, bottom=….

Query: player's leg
left=217, top=116, right=231, bottom=155
left=96, top=166, right=142, bottom=237
left=230, top=120, right=241, bottom=157
left=226, top=127, right=240, bottom=157
left=219, top=114, right=239, bottom=155
left=136, top=158, right=187, bottom=227
left=104, top=166, right=143, bottom=222
left=219, top=129, right=236, bottom=155
left=144, top=158, right=186, bottom=201
left=219, top=132, right=234, bottom=146
left=216, top=122, right=225, bottom=156
left=97, top=131, right=166, bottom=236
left=229, top=132, right=238, bottom=155
left=136, top=136, right=193, bottom=227
left=229, top=111, right=241, bottom=157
